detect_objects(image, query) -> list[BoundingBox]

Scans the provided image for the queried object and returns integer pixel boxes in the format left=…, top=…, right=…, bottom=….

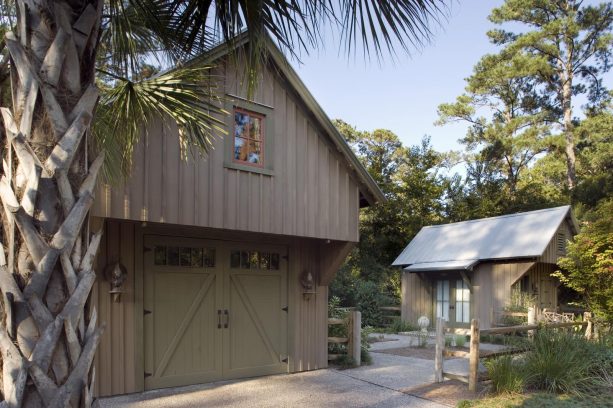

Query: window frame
left=224, top=96, right=275, bottom=176
left=232, top=107, right=266, bottom=168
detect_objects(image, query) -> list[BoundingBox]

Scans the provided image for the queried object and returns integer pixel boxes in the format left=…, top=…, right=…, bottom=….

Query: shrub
left=486, top=355, right=524, bottom=394
left=361, top=347, right=373, bottom=365
left=445, top=335, right=453, bottom=347
left=389, top=318, right=417, bottom=333
left=328, top=296, right=373, bottom=366
left=523, top=330, right=612, bottom=395
left=455, top=334, right=467, bottom=348
left=500, top=288, right=536, bottom=326
left=333, top=354, right=355, bottom=369
left=355, top=281, right=392, bottom=327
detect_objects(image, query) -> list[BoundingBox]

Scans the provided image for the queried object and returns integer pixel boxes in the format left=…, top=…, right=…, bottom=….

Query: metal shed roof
left=404, top=259, right=479, bottom=272
left=392, top=205, right=577, bottom=269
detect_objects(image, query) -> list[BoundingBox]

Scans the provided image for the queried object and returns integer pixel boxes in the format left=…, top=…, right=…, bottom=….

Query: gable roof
left=392, top=205, right=578, bottom=270
left=192, top=35, right=385, bottom=207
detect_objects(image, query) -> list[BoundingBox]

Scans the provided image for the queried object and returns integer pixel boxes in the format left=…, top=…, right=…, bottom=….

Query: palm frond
left=138, top=0, right=446, bottom=95
left=92, top=66, right=227, bottom=182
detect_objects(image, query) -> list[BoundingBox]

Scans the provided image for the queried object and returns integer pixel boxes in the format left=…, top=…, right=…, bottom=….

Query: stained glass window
left=153, top=246, right=215, bottom=268
left=230, top=250, right=281, bottom=270
left=234, top=108, right=264, bottom=166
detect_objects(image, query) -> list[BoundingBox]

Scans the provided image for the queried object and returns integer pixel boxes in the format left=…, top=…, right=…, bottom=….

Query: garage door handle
left=217, top=310, right=222, bottom=329
left=224, top=309, right=229, bottom=328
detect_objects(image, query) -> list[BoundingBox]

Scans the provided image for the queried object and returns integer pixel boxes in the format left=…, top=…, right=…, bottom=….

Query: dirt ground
left=374, top=345, right=465, bottom=360
left=401, top=380, right=487, bottom=407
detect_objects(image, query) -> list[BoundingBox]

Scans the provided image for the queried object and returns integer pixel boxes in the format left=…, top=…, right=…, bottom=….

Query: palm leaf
left=92, top=66, right=227, bottom=182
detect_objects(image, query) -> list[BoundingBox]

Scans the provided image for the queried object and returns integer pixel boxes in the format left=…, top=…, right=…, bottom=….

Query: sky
left=288, top=0, right=608, bottom=154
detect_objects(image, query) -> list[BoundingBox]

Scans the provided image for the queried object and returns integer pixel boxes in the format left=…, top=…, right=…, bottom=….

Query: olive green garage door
left=143, top=236, right=288, bottom=390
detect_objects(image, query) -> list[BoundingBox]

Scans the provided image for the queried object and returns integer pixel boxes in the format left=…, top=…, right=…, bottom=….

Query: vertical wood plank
left=469, top=319, right=480, bottom=392
left=272, top=79, right=286, bottom=235
left=435, top=317, right=444, bottom=382
left=306, top=125, right=317, bottom=237
left=295, top=111, right=307, bottom=236
left=147, top=118, right=163, bottom=222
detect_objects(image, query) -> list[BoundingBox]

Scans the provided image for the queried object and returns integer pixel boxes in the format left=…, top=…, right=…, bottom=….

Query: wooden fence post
left=468, top=318, right=480, bottom=392
left=434, top=317, right=444, bottom=382
left=349, top=310, right=361, bottom=366
left=584, top=312, right=593, bottom=340
left=528, top=305, right=536, bottom=338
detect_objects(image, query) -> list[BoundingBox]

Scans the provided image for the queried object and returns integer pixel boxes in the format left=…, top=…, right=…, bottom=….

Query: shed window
left=455, top=280, right=470, bottom=323
left=435, top=280, right=450, bottom=321
left=234, top=108, right=264, bottom=166
left=556, top=232, right=566, bottom=254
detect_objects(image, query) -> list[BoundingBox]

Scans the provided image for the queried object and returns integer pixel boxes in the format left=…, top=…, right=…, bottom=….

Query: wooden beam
left=469, top=318, right=480, bottom=392
left=434, top=317, right=444, bottom=383
left=443, top=372, right=469, bottom=383
left=460, top=270, right=472, bottom=291
left=319, top=241, right=355, bottom=286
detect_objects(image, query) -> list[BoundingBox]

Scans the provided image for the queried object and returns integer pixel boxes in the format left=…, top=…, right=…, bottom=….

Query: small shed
left=89, top=36, right=384, bottom=397
left=392, top=206, right=578, bottom=330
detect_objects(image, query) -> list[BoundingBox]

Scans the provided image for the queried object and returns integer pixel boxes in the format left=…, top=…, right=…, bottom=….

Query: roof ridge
left=422, top=205, right=570, bottom=230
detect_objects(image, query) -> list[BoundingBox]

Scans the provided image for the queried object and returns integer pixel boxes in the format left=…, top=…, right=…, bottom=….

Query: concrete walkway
left=97, top=334, right=477, bottom=408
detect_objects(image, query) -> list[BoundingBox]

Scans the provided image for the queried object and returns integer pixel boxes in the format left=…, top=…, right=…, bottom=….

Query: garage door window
left=154, top=246, right=215, bottom=267
left=230, top=250, right=280, bottom=270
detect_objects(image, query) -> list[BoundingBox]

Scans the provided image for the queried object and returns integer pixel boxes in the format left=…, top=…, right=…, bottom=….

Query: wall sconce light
left=300, top=270, right=316, bottom=301
left=104, top=262, right=127, bottom=302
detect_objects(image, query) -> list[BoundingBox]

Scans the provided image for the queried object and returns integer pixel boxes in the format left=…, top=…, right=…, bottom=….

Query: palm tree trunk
left=1, top=1, right=104, bottom=407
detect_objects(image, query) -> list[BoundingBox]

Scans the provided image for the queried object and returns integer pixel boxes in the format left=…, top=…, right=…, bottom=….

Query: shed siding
left=471, top=262, right=534, bottom=329
left=92, top=219, right=137, bottom=397
left=400, top=273, right=432, bottom=325
left=524, top=263, right=558, bottom=310
left=93, top=218, right=330, bottom=397
left=92, top=60, right=360, bottom=242
left=539, top=220, right=574, bottom=264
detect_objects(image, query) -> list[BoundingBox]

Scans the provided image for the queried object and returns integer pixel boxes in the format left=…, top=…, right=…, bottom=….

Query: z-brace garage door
left=143, top=236, right=288, bottom=390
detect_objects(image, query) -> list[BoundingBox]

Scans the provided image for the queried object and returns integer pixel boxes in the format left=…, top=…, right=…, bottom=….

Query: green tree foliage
left=437, top=53, right=554, bottom=198
left=328, top=1, right=613, bottom=329
left=555, top=200, right=613, bottom=322
left=488, top=0, right=613, bottom=190
left=573, top=103, right=613, bottom=209
left=331, top=121, right=447, bottom=313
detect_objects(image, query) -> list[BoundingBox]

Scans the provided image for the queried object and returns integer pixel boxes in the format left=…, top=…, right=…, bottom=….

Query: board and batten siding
left=523, top=263, right=558, bottom=311
left=539, top=220, right=574, bottom=264
left=91, top=59, right=361, bottom=242
left=92, top=218, right=330, bottom=397
left=472, top=262, right=535, bottom=329
left=400, top=273, right=432, bottom=324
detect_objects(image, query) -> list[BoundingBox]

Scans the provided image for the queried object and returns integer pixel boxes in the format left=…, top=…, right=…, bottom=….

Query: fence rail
left=328, top=310, right=361, bottom=365
left=434, top=311, right=594, bottom=392
left=379, top=306, right=401, bottom=327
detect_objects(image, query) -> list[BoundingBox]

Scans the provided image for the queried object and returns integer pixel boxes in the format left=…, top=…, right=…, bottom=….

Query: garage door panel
left=228, top=274, right=282, bottom=367
left=224, top=269, right=287, bottom=377
left=159, top=273, right=217, bottom=377
left=144, top=237, right=288, bottom=389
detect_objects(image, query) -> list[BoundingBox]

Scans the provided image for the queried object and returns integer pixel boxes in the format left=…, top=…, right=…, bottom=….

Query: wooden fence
left=434, top=313, right=593, bottom=391
left=328, top=310, right=361, bottom=366
left=379, top=306, right=401, bottom=328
